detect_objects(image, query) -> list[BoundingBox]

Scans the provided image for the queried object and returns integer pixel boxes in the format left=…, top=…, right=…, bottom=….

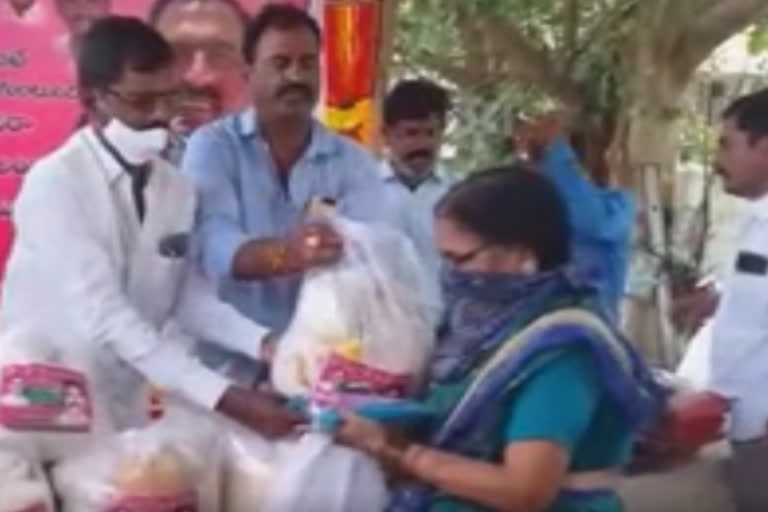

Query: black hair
left=384, top=79, right=451, bottom=126
left=436, top=164, right=571, bottom=271
left=77, top=16, right=173, bottom=91
left=242, top=3, right=320, bottom=64
left=147, top=0, right=249, bottom=27
left=723, top=89, right=768, bottom=144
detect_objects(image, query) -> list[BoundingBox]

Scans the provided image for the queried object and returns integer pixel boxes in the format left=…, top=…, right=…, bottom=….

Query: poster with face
left=0, top=0, right=309, bottom=280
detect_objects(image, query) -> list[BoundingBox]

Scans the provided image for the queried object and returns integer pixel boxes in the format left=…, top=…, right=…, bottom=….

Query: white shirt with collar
left=0, top=126, right=268, bottom=428
left=711, top=192, right=768, bottom=440
left=380, top=160, right=451, bottom=307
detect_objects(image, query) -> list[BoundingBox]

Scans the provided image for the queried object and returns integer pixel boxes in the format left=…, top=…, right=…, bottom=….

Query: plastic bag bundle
left=222, top=425, right=389, bottom=512
left=272, top=219, right=438, bottom=401
left=221, top=420, right=277, bottom=512
left=0, top=326, right=114, bottom=463
left=0, top=448, right=55, bottom=512
left=262, top=433, right=389, bottom=512
left=52, top=409, right=223, bottom=512
left=676, top=318, right=714, bottom=390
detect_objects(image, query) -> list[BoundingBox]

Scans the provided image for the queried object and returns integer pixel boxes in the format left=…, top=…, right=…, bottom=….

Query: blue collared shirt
left=539, top=137, right=636, bottom=317
left=181, top=108, right=392, bottom=332
left=380, top=162, right=451, bottom=288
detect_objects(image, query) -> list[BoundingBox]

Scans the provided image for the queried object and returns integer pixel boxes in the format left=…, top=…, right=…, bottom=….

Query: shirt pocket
left=722, top=263, right=768, bottom=329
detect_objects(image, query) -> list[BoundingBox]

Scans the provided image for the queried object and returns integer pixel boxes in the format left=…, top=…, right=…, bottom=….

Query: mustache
left=405, top=149, right=434, bottom=161
left=276, top=83, right=313, bottom=100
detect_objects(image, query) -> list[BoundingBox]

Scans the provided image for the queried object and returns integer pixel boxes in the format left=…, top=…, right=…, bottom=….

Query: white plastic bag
left=221, top=420, right=278, bottom=512
left=52, top=408, right=223, bottom=512
left=0, top=326, right=114, bottom=463
left=0, top=448, right=55, bottom=512
left=676, top=319, right=714, bottom=389
left=272, top=219, right=437, bottom=399
left=262, top=433, right=388, bottom=512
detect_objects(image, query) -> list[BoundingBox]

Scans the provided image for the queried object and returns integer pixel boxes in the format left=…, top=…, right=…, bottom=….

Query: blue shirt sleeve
left=181, top=126, right=249, bottom=281
left=505, top=349, right=600, bottom=452
left=540, top=137, right=636, bottom=243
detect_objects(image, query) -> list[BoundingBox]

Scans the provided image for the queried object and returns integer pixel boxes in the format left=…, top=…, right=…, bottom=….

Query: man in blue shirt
left=380, top=79, right=452, bottom=299
left=516, top=117, right=635, bottom=317
left=181, top=4, right=390, bottom=379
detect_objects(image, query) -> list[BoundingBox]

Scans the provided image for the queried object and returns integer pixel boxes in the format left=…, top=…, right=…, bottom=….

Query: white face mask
left=101, top=118, right=169, bottom=165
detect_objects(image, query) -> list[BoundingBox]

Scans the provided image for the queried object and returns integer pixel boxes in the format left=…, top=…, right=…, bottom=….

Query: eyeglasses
left=441, top=243, right=491, bottom=267
left=173, top=43, right=241, bottom=70
left=105, top=88, right=180, bottom=113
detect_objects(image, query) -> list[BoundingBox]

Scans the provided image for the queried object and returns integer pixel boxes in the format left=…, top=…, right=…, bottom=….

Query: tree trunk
left=613, top=76, right=689, bottom=365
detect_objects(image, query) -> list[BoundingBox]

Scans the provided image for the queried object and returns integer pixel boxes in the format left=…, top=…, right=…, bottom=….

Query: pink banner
left=0, top=0, right=306, bottom=280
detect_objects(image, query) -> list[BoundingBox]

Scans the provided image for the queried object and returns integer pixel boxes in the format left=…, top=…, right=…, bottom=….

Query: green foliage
left=391, top=0, right=631, bottom=174
left=391, top=0, right=768, bottom=176
left=747, top=13, right=768, bottom=54
left=392, top=1, right=545, bottom=173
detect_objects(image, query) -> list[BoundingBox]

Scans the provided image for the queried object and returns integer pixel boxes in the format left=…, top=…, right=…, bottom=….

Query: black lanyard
left=93, top=128, right=151, bottom=222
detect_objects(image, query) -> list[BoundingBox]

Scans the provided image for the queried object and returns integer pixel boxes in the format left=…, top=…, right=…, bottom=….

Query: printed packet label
left=312, top=352, right=410, bottom=407
left=0, top=363, right=92, bottom=432
left=103, top=491, right=198, bottom=512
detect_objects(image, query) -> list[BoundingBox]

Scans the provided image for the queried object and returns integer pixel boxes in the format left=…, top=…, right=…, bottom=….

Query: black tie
left=94, top=128, right=151, bottom=222
left=129, top=164, right=150, bottom=222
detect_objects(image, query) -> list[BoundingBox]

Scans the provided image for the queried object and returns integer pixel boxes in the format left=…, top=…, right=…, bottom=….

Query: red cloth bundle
left=631, top=391, right=729, bottom=472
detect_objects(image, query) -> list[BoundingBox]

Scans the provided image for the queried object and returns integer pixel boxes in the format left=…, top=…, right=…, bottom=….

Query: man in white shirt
left=710, top=89, right=768, bottom=511
left=0, top=16, right=303, bottom=435
left=380, top=79, right=452, bottom=289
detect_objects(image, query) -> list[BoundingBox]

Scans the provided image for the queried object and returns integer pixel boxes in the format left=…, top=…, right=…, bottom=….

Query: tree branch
left=675, top=0, right=768, bottom=76
left=564, top=0, right=581, bottom=52
left=403, top=50, right=495, bottom=89
left=564, top=0, right=640, bottom=71
left=453, top=6, right=583, bottom=107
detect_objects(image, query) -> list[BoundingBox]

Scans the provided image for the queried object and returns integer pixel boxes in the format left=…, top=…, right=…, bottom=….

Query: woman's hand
left=336, top=413, right=389, bottom=455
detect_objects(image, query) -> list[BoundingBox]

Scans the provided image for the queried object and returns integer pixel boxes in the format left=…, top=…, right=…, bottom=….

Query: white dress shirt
left=711, top=192, right=768, bottom=440
left=0, top=127, right=268, bottom=427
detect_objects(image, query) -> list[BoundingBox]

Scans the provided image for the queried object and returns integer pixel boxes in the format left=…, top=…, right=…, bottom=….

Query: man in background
left=381, top=79, right=452, bottom=291
left=149, top=0, right=249, bottom=138
left=705, top=89, right=768, bottom=512
left=182, top=5, right=390, bottom=356
left=515, top=116, right=636, bottom=318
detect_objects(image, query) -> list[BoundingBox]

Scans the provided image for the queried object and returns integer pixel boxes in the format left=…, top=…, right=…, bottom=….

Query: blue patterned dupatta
left=387, top=268, right=663, bottom=512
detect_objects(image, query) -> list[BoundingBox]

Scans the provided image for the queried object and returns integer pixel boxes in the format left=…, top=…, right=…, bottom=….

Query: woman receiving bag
left=337, top=165, right=663, bottom=512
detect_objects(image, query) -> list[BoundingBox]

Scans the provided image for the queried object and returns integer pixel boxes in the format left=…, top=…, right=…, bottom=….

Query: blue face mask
left=440, top=265, right=560, bottom=305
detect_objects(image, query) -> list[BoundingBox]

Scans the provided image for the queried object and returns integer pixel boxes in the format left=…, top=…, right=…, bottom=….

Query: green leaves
left=390, top=0, right=768, bottom=174
left=747, top=17, right=768, bottom=54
